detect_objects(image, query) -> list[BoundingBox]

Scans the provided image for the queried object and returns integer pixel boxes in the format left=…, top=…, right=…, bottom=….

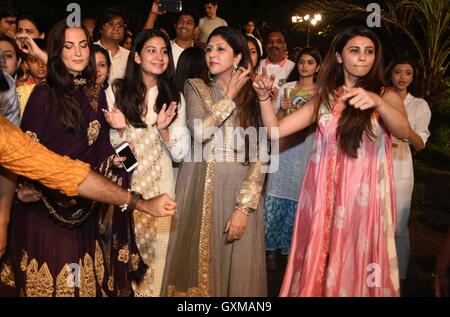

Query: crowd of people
left=0, top=0, right=446, bottom=297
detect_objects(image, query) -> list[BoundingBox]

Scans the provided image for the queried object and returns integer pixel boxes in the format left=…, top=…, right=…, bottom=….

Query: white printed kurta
left=107, top=86, right=190, bottom=296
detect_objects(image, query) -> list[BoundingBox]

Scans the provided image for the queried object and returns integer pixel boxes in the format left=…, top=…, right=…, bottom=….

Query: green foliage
left=412, top=183, right=425, bottom=209
left=292, top=0, right=450, bottom=106
left=427, top=82, right=450, bottom=158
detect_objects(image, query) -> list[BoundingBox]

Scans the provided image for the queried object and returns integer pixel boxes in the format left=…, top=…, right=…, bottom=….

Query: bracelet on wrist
left=120, top=189, right=132, bottom=212
left=236, top=205, right=251, bottom=216
left=258, top=95, right=271, bottom=102
left=126, top=191, right=143, bottom=213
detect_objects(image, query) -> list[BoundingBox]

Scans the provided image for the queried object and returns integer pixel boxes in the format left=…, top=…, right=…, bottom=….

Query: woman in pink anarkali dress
left=280, top=93, right=399, bottom=297
left=254, top=27, right=411, bottom=297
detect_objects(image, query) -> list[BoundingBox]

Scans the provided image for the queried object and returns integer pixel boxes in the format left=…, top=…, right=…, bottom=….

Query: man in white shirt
left=93, top=8, right=130, bottom=84
left=144, top=2, right=199, bottom=69
left=171, top=10, right=198, bottom=68
left=258, top=29, right=295, bottom=92
left=197, top=0, right=227, bottom=48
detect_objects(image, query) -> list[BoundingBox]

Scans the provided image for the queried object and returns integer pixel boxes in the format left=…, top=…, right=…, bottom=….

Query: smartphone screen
left=159, top=0, right=182, bottom=13
left=117, top=144, right=138, bottom=171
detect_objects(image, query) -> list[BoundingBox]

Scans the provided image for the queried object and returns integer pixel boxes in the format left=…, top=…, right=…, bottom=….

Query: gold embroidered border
left=20, top=251, right=28, bottom=272
left=95, top=241, right=105, bottom=286
left=25, top=259, right=53, bottom=297
left=79, top=254, right=96, bottom=297
left=87, top=120, right=101, bottom=146
left=118, top=245, right=130, bottom=264
left=0, top=263, right=15, bottom=288
left=83, top=84, right=100, bottom=112
left=167, top=79, right=216, bottom=297
left=56, top=264, right=75, bottom=297
left=20, top=248, right=102, bottom=297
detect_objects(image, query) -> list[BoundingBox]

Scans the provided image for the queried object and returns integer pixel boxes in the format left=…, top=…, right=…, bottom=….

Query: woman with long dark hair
left=387, top=57, right=431, bottom=289
left=242, top=19, right=263, bottom=55
left=174, top=47, right=209, bottom=93
left=93, top=44, right=111, bottom=89
left=255, top=26, right=410, bottom=296
left=263, top=47, right=321, bottom=271
left=246, top=35, right=261, bottom=70
left=0, top=34, right=21, bottom=79
left=104, top=28, right=189, bottom=297
left=2, top=20, right=146, bottom=297
left=162, top=26, right=268, bottom=296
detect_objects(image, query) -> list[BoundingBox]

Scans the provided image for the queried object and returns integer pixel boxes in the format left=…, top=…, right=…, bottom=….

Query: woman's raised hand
left=102, top=106, right=127, bottom=130
left=157, top=101, right=178, bottom=131
left=226, top=63, right=252, bottom=101
left=341, top=86, right=381, bottom=110
left=15, top=34, right=48, bottom=64
left=16, top=183, right=42, bottom=203
left=252, top=67, right=275, bottom=101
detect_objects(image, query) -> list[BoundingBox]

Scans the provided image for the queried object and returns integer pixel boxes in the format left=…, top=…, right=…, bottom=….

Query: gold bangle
left=236, top=205, right=250, bottom=216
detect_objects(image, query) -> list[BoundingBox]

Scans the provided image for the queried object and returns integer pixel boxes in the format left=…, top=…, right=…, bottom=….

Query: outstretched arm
left=341, top=87, right=410, bottom=139
left=0, top=116, right=176, bottom=218
left=78, top=170, right=176, bottom=217
left=259, top=96, right=317, bottom=140
left=16, top=34, right=48, bottom=64
left=253, top=73, right=316, bottom=139
left=143, top=1, right=165, bottom=30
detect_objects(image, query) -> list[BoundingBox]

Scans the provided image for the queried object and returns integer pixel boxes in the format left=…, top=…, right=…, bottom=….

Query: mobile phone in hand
left=115, top=142, right=139, bottom=172
left=159, top=0, right=182, bottom=13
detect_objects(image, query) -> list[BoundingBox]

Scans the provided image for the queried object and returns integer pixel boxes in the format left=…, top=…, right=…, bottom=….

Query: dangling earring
left=208, top=70, right=214, bottom=82
left=232, top=64, right=238, bottom=75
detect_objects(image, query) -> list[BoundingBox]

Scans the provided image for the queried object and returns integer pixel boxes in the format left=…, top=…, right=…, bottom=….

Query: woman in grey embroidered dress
left=162, top=26, right=268, bottom=297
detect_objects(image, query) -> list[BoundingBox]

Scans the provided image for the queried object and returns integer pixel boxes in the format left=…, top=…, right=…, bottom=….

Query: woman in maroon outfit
left=1, top=21, right=145, bottom=297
